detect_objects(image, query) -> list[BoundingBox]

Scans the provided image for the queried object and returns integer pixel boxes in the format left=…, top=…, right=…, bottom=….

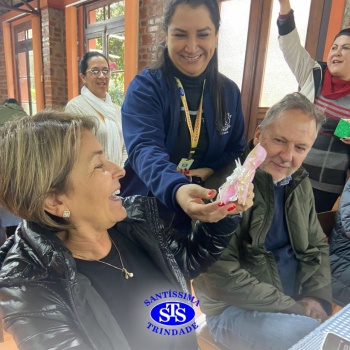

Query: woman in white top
left=66, top=51, right=127, bottom=167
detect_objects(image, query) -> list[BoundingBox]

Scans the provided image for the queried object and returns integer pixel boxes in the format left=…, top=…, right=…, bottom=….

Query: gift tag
left=177, top=158, right=194, bottom=172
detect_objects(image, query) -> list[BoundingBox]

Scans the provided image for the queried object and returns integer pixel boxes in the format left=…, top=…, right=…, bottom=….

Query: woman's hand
left=175, top=183, right=254, bottom=222
left=277, top=0, right=292, bottom=15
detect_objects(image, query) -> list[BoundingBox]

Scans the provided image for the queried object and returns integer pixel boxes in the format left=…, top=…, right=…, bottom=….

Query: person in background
left=0, top=98, right=27, bottom=125
left=0, top=98, right=27, bottom=242
left=65, top=51, right=127, bottom=167
left=277, top=0, right=350, bottom=212
left=121, top=0, right=246, bottom=231
left=0, top=207, right=21, bottom=241
left=329, top=177, right=350, bottom=307
left=193, top=93, right=332, bottom=350
left=0, top=111, right=253, bottom=350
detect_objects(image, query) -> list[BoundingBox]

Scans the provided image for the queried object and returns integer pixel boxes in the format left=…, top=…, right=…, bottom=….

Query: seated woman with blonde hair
left=0, top=111, right=253, bottom=350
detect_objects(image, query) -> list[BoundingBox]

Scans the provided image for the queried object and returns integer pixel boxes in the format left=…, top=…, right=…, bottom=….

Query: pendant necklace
left=74, top=235, right=134, bottom=280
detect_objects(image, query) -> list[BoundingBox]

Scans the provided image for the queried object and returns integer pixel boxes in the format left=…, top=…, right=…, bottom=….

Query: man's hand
left=297, top=297, right=328, bottom=322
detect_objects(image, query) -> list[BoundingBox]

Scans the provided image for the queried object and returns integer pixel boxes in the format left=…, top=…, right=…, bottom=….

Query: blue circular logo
left=150, top=302, right=195, bottom=326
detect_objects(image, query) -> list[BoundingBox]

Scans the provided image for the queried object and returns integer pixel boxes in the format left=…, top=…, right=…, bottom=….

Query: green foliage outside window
left=94, top=1, right=125, bottom=106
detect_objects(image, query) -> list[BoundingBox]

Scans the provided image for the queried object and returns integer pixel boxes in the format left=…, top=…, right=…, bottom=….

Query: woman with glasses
left=66, top=51, right=127, bottom=167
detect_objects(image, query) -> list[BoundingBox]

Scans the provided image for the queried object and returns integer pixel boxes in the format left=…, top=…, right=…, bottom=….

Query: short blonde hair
left=0, top=110, right=96, bottom=230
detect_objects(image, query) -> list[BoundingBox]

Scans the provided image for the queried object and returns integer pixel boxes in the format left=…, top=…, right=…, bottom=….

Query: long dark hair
left=152, top=0, right=227, bottom=131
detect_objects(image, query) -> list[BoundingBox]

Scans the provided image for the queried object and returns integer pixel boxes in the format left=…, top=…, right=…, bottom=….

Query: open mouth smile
left=181, top=54, right=203, bottom=61
left=110, top=189, right=121, bottom=200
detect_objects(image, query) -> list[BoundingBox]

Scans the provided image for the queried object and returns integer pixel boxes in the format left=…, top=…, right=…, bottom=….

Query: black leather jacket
left=0, top=196, right=240, bottom=350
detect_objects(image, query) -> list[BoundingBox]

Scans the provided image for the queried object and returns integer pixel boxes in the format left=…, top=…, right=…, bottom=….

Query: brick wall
left=0, top=26, right=8, bottom=102
left=138, top=0, right=166, bottom=72
left=41, top=7, right=68, bottom=108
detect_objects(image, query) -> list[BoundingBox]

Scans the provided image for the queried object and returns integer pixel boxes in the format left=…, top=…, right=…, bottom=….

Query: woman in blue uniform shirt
left=121, top=0, right=246, bottom=230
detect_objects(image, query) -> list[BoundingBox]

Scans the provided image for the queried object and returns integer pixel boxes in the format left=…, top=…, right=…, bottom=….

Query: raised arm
left=278, top=0, right=291, bottom=15
left=276, top=0, right=320, bottom=99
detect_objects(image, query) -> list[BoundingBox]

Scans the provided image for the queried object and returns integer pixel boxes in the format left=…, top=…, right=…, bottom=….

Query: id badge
left=177, top=158, right=194, bottom=172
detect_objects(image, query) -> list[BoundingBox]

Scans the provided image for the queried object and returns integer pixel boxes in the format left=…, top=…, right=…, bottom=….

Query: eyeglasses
left=86, top=68, right=110, bottom=77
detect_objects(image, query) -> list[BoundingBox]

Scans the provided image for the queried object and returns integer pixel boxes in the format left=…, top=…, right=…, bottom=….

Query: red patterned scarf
left=321, top=68, right=350, bottom=100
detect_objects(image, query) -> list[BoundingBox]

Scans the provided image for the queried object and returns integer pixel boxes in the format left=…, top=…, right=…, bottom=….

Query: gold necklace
left=74, top=235, right=134, bottom=280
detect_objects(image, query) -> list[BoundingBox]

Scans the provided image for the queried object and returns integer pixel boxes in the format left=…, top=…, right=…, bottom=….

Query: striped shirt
left=303, top=94, right=350, bottom=194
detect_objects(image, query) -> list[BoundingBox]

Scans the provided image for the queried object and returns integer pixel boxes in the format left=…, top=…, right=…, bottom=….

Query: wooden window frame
left=1, top=14, right=44, bottom=111
left=13, top=21, right=33, bottom=114
left=84, top=0, right=125, bottom=55
left=241, top=0, right=325, bottom=140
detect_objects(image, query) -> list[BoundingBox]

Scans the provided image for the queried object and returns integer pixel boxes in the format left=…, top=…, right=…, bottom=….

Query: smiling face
left=59, top=130, right=126, bottom=232
left=327, top=35, right=350, bottom=81
left=80, top=56, right=110, bottom=98
left=254, top=109, right=317, bottom=183
left=165, top=4, right=218, bottom=77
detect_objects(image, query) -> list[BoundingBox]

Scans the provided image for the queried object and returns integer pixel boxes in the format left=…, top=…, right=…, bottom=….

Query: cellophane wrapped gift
left=217, top=143, right=267, bottom=205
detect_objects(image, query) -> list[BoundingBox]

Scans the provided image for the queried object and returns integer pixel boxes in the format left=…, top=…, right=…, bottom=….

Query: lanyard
left=175, top=77, right=206, bottom=159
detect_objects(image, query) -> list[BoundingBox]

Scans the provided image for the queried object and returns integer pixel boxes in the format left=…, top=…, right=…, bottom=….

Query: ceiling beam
left=18, top=0, right=38, bottom=13
left=0, top=0, right=38, bottom=15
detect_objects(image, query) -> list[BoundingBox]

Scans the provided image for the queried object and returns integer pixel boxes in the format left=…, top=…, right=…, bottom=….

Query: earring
left=62, top=210, right=70, bottom=218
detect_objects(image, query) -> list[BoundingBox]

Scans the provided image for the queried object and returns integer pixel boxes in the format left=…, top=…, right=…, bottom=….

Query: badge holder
left=177, top=158, right=194, bottom=173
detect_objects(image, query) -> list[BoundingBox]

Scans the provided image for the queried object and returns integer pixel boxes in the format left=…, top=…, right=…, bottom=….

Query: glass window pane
left=14, top=22, right=34, bottom=115
left=17, top=31, right=26, bottom=42
left=108, top=33, right=125, bottom=106
left=109, top=1, right=124, bottom=19
left=17, top=52, right=30, bottom=115
left=88, top=9, right=97, bottom=24
left=29, top=50, right=36, bottom=115
left=88, top=7, right=106, bottom=24
left=88, top=37, right=103, bottom=52
left=93, top=6, right=105, bottom=22
left=260, top=0, right=311, bottom=107
left=218, top=0, right=251, bottom=90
